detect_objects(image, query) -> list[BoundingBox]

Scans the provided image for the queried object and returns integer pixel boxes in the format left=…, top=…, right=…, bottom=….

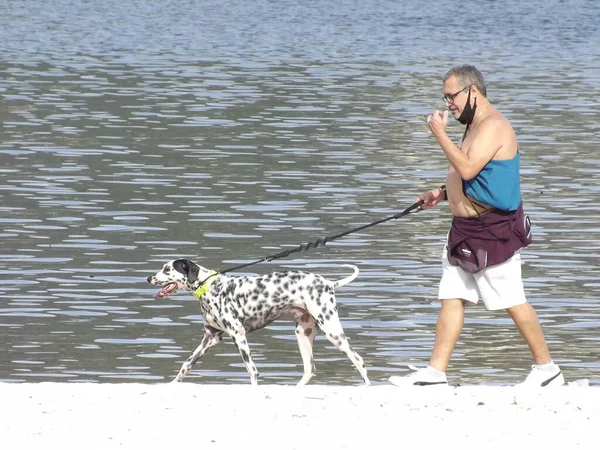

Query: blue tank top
left=463, top=153, right=522, bottom=211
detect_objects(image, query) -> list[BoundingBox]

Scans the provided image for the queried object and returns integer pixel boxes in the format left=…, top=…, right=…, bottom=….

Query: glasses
left=442, top=86, right=469, bottom=104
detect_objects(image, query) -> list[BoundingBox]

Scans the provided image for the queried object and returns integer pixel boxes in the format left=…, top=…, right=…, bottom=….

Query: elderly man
left=389, top=65, right=563, bottom=388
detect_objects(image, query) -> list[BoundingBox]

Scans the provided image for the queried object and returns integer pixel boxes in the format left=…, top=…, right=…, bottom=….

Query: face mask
left=457, top=89, right=477, bottom=125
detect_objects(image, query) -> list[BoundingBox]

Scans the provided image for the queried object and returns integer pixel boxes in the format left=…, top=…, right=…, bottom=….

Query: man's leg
left=389, top=245, right=476, bottom=386
left=477, top=253, right=563, bottom=386
left=478, top=253, right=551, bottom=364
left=508, top=302, right=564, bottom=386
left=429, top=298, right=466, bottom=372
left=506, top=302, right=551, bottom=364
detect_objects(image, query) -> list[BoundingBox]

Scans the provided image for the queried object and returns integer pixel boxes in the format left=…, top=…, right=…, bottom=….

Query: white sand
left=2, top=382, right=598, bottom=449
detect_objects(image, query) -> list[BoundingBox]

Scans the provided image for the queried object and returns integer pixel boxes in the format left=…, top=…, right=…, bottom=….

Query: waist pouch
left=447, top=202, right=532, bottom=274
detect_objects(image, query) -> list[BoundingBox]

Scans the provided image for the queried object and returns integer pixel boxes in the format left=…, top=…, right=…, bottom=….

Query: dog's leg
left=294, top=312, right=318, bottom=386
left=314, top=305, right=370, bottom=386
left=322, top=319, right=370, bottom=385
left=172, top=327, right=223, bottom=383
left=229, top=326, right=259, bottom=385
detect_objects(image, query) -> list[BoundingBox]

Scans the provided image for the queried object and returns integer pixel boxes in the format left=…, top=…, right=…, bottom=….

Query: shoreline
left=3, top=382, right=598, bottom=449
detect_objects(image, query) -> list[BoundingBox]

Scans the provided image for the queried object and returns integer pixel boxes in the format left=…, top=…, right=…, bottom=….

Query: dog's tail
left=332, top=264, right=359, bottom=289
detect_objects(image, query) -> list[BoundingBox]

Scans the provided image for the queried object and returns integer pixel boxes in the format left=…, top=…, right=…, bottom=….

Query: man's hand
left=427, top=109, right=449, bottom=139
left=416, top=187, right=446, bottom=210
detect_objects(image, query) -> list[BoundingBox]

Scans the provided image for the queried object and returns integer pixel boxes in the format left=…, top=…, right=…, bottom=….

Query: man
left=389, top=65, right=564, bottom=387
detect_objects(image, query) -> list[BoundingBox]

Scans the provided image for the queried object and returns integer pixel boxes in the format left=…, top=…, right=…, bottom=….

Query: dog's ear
left=172, top=259, right=200, bottom=283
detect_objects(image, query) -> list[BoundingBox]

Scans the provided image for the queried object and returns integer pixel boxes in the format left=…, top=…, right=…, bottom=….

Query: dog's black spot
left=225, top=284, right=235, bottom=297
left=240, top=349, right=250, bottom=363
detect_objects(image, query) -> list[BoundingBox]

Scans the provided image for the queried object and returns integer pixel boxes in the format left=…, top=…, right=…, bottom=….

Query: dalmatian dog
left=147, top=259, right=370, bottom=386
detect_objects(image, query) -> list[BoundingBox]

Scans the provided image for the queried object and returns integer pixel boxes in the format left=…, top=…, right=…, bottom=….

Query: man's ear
left=173, top=259, right=199, bottom=283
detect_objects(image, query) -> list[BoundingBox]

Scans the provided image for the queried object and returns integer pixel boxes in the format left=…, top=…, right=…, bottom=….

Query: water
left=1, top=0, right=599, bottom=385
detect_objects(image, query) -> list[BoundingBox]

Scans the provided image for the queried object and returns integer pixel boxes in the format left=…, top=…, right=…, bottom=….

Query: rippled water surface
left=1, top=0, right=599, bottom=385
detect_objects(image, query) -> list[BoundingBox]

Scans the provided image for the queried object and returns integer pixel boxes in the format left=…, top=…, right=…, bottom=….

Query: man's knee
left=506, top=301, right=537, bottom=320
left=440, top=298, right=468, bottom=311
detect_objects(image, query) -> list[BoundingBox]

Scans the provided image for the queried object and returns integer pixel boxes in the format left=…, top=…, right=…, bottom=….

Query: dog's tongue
left=156, top=282, right=177, bottom=298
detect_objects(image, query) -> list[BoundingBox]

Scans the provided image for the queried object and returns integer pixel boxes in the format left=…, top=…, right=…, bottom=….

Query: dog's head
left=147, top=259, right=205, bottom=298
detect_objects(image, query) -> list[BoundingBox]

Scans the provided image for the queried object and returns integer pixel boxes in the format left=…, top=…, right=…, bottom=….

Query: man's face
left=443, top=76, right=470, bottom=120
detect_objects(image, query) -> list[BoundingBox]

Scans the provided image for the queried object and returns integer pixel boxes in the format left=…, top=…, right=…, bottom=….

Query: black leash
left=217, top=199, right=424, bottom=275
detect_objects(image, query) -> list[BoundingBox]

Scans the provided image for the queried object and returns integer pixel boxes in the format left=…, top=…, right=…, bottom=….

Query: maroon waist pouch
left=447, top=202, right=532, bottom=274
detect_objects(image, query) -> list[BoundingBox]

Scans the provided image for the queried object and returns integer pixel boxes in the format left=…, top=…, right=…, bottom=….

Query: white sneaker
left=516, top=364, right=565, bottom=388
left=388, top=365, right=448, bottom=387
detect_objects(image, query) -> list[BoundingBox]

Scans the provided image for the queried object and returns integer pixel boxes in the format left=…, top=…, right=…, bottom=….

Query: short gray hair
left=443, top=65, right=487, bottom=97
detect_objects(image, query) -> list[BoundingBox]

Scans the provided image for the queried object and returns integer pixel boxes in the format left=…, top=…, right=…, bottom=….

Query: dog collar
left=193, top=271, right=218, bottom=299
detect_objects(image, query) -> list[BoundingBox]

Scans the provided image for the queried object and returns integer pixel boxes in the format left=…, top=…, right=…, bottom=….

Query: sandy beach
left=2, top=382, right=598, bottom=450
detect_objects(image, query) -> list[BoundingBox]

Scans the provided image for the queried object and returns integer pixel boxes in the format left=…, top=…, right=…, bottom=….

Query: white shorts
left=438, top=245, right=527, bottom=310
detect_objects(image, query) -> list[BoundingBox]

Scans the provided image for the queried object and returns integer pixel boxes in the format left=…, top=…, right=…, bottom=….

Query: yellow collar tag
left=193, top=271, right=218, bottom=299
